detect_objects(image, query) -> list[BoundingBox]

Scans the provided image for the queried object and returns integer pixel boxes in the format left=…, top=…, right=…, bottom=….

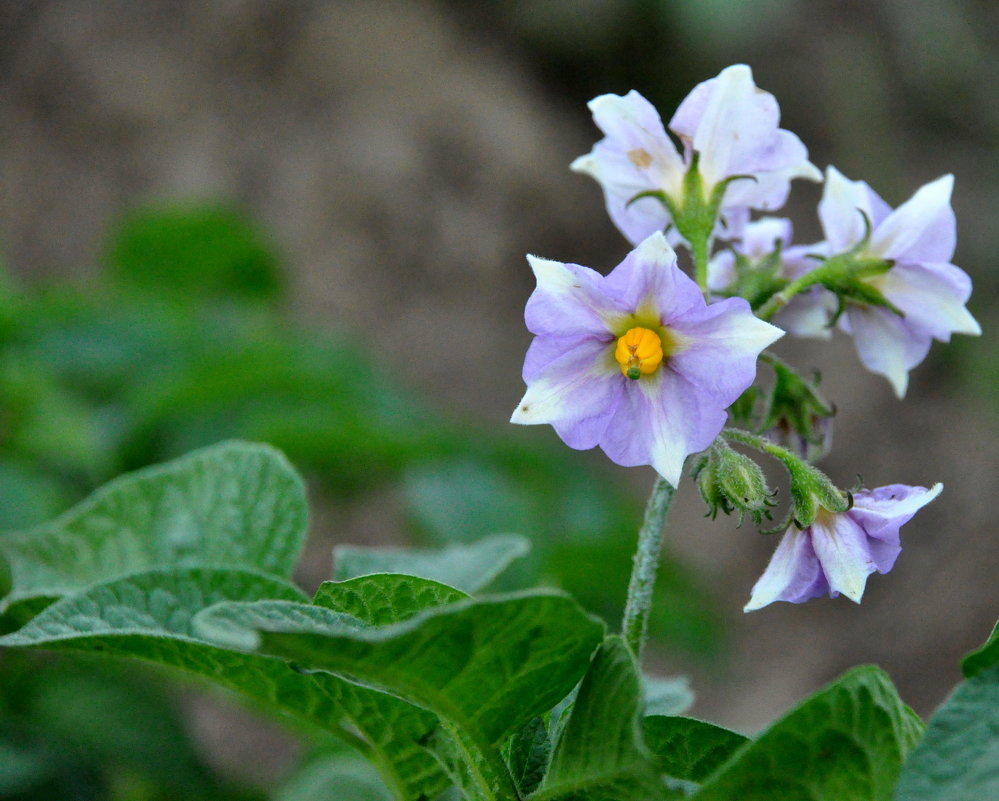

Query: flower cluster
left=512, top=64, right=976, bottom=610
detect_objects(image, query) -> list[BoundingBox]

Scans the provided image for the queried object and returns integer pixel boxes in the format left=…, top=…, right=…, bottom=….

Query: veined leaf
left=692, top=666, right=924, bottom=801
left=642, top=716, right=748, bottom=785
left=314, top=574, right=468, bottom=625
left=534, top=635, right=665, bottom=801
left=0, top=441, right=307, bottom=616
left=332, top=534, right=529, bottom=594
left=0, top=567, right=449, bottom=801
left=893, top=662, right=999, bottom=801
left=197, top=591, right=605, bottom=801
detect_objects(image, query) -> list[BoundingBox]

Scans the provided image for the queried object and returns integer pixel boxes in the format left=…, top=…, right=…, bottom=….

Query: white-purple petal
left=511, top=337, right=620, bottom=427
left=809, top=513, right=876, bottom=602
left=571, top=91, right=686, bottom=246
left=744, top=528, right=828, bottom=611
left=818, top=166, right=892, bottom=252
left=841, top=305, right=933, bottom=398
left=668, top=297, right=784, bottom=400
left=848, top=483, right=943, bottom=541
left=878, top=262, right=980, bottom=341
left=669, top=64, right=820, bottom=200
left=601, top=232, right=703, bottom=320
left=869, top=174, right=956, bottom=262
left=524, top=255, right=626, bottom=337
left=597, top=368, right=722, bottom=486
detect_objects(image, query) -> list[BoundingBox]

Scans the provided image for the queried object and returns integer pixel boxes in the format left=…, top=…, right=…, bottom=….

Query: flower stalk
left=622, top=475, right=676, bottom=661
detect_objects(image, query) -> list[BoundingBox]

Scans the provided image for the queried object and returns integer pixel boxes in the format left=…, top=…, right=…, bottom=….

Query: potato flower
left=745, top=482, right=942, bottom=611
left=571, top=64, right=821, bottom=247
left=511, top=233, right=783, bottom=485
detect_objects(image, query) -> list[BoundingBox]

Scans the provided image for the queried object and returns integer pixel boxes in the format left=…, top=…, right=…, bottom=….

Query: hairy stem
left=622, top=476, right=676, bottom=661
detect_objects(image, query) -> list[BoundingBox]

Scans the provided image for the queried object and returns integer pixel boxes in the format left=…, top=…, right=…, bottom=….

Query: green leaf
left=332, top=533, right=530, bottom=594
left=692, top=666, right=924, bottom=801
left=0, top=441, right=308, bottom=615
left=314, top=574, right=468, bottom=625
left=961, top=619, right=999, bottom=678
left=503, top=717, right=550, bottom=796
left=197, top=591, right=605, bottom=801
left=0, top=568, right=449, bottom=801
left=893, top=662, right=999, bottom=801
left=534, top=635, right=664, bottom=801
left=642, top=716, right=748, bottom=784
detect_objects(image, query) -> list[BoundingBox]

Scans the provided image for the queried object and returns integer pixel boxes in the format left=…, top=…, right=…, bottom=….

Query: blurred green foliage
left=0, top=202, right=722, bottom=799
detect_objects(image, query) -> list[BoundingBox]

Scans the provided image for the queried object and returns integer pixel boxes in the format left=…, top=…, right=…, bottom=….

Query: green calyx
left=626, top=153, right=751, bottom=292
left=692, top=439, right=775, bottom=527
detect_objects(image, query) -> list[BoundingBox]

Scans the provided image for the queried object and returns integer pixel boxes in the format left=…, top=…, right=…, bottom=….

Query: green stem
left=691, top=233, right=711, bottom=295
left=756, top=268, right=825, bottom=321
left=622, top=476, right=676, bottom=661
left=722, top=426, right=797, bottom=464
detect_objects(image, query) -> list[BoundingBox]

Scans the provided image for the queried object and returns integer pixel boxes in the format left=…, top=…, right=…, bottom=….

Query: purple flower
left=571, top=64, right=821, bottom=247
left=744, top=482, right=942, bottom=611
left=707, top=217, right=836, bottom=339
left=819, top=166, right=981, bottom=397
left=510, top=233, right=783, bottom=485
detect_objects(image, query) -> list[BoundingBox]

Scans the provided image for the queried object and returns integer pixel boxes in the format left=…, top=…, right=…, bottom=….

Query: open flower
left=744, top=482, right=943, bottom=611
left=510, top=232, right=783, bottom=485
left=818, top=166, right=981, bottom=397
left=571, top=64, right=821, bottom=247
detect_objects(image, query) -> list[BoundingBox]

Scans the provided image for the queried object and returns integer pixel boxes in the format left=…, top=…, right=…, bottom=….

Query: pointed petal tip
left=800, top=160, right=824, bottom=183
left=570, top=153, right=596, bottom=175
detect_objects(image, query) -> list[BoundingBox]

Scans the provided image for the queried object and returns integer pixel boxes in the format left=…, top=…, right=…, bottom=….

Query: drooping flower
left=510, top=232, right=783, bottom=485
left=707, top=216, right=836, bottom=339
left=817, top=166, right=981, bottom=397
left=571, top=64, right=821, bottom=247
left=744, top=482, right=943, bottom=611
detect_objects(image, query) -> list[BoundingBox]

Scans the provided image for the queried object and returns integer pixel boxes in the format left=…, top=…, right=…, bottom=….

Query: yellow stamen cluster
left=615, top=327, right=664, bottom=380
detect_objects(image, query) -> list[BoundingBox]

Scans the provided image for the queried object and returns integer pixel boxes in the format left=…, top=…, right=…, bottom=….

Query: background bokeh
left=1, top=0, right=997, bottom=797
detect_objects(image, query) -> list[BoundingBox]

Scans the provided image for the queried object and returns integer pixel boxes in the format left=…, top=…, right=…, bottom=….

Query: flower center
left=614, top=327, right=664, bottom=380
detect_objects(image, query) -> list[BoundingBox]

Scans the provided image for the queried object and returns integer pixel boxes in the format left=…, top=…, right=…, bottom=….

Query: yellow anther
left=614, top=327, right=664, bottom=380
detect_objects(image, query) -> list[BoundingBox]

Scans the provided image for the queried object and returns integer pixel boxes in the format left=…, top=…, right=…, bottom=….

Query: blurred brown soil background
left=2, top=0, right=998, bottom=785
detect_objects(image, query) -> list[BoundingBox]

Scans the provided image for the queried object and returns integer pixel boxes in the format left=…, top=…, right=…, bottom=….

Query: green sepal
left=759, top=356, right=834, bottom=463
left=692, top=439, right=774, bottom=527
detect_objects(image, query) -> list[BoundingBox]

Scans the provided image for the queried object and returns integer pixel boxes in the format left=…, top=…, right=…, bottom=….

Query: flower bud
left=693, top=441, right=775, bottom=526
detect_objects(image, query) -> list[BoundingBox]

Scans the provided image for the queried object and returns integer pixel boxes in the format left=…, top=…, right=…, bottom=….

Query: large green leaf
left=533, top=635, right=664, bottom=801
left=197, top=591, right=605, bottom=801
left=641, top=717, right=748, bottom=785
left=332, top=534, right=529, bottom=594
left=692, top=666, right=924, bottom=801
left=0, top=441, right=307, bottom=615
left=0, top=568, right=449, bottom=801
left=893, top=662, right=999, bottom=801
